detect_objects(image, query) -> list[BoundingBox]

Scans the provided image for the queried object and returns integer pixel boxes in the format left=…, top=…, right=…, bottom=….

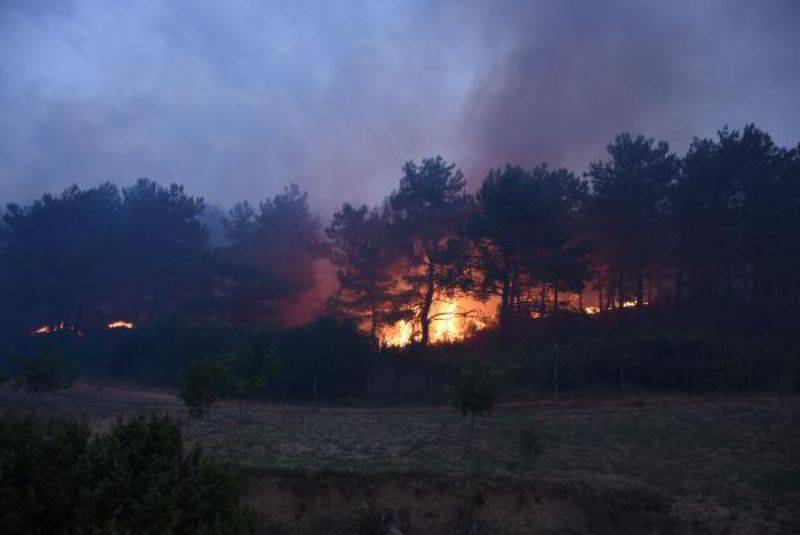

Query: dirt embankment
left=246, top=471, right=710, bottom=534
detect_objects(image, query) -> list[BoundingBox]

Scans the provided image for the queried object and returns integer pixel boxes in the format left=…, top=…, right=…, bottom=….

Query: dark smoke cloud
left=1, top=1, right=799, bottom=212
left=459, top=0, right=800, bottom=177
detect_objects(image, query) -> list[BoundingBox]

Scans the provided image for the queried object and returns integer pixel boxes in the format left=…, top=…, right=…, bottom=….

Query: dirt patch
left=246, top=470, right=687, bottom=534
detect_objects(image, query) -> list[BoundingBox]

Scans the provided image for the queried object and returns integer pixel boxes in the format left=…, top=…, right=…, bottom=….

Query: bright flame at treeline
left=32, top=320, right=135, bottom=336
left=379, top=297, right=648, bottom=347
left=380, top=297, right=491, bottom=347
left=107, top=320, right=135, bottom=330
left=32, top=301, right=646, bottom=345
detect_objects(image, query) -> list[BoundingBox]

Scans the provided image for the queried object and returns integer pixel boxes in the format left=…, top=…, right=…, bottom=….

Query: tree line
left=1, top=123, right=799, bottom=346
left=328, top=124, right=800, bottom=341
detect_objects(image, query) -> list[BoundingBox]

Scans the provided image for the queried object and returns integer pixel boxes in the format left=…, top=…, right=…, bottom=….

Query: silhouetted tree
left=179, top=358, right=229, bottom=418
left=325, top=203, right=408, bottom=341
left=223, top=184, right=319, bottom=323
left=452, top=359, right=513, bottom=441
left=674, top=125, right=800, bottom=312
left=227, top=328, right=279, bottom=416
left=120, top=179, right=209, bottom=320
left=11, top=348, right=73, bottom=394
left=389, top=156, right=470, bottom=346
left=587, top=134, right=678, bottom=310
left=2, top=183, right=122, bottom=332
left=468, top=164, right=589, bottom=330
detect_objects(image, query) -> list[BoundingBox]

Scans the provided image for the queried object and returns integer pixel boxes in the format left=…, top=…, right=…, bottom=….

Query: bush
left=0, top=415, right=89, bottom=533
left=272, top=318, right=374, bottom=401
left=0, top=413, right=255, bottom=534
left=179, top=358, right=231, bottom=418
left=10, top=348, right=73, bottom=394
left=452, top=359, right=514, bottom=440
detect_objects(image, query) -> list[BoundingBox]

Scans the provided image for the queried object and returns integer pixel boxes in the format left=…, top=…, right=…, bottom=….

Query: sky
left=2, top=0, right=799, bottom=214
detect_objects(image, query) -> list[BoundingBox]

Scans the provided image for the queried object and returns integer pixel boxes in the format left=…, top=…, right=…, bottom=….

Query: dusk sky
left=2, top=0, right=799, bottom=213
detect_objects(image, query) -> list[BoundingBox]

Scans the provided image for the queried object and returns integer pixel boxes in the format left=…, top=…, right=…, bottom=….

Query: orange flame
left=585, top=300, right=648, bottom=314
left=31, top=322, right=83, bottom=336
left=32, top=322, right=64, bottom=335
left=381, top=296, right=492, bottom=347
left=107, top=320, right=135, bottom=330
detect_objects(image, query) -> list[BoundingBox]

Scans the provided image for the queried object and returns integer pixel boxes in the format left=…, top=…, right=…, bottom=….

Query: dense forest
left=1, top=124, right=799, bottom=400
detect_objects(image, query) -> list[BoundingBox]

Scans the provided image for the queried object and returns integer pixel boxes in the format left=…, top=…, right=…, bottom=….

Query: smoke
left=458, top=0, right=800, bottom=179
left=1, top=1, right=799, bottom=213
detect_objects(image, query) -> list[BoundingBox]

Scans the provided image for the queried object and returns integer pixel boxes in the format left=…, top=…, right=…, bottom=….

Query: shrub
left=11, top=348, right=73, bottom=394
left=0, top=413, right=255, bottom=534
left=179, top=358, right=231, bottom=418
left=452, top=359, right=514, bottom=440
left=0, top=415, right=89, bottom=533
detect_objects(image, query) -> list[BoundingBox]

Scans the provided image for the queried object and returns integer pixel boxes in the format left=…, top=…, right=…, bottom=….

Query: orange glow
left=585, top=300, right=648, bottom=314
left=31, top=322, right=83, bottom=336
left=107, top=320, right=134, bottom=330
left=32, top=322, right=64, bottom=335
left=381, top=296, right=492, bottom=347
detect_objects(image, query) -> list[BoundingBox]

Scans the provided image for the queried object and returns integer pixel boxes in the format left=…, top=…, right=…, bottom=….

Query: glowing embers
left=381, top=297, right=490, bottom=347
left=584, top=300, right=647, bottom=314
left=32, top=322, right=65, bottom=335
left=31, top=320, right=134, bottom=335
left=107, top=320, right=135, bottom=330
left=31, top=322, right=83, bottom=336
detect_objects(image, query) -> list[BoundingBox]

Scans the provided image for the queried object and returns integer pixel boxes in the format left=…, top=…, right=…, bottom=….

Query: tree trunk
left=420, top=258, right=436, bottom=346
left=636, top=265, right=645, bottom=307
left=500, top=252, right=513, bottom=333
left=370, top=299, right=378, bottom=343
left=553, top=284, right=559, bottom=315
left=597, top=270, right=604, bottom=317
left=500, top=275, right=512, bottom=333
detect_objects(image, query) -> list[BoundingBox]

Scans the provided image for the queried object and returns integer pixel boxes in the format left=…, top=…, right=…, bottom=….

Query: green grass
left=2, top=384, right=798, bottom=530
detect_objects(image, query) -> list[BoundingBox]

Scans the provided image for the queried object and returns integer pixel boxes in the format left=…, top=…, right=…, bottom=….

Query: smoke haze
left=2, top=0, right=799, bottom=212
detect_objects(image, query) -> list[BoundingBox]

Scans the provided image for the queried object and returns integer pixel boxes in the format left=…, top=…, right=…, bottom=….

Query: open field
left=1, top=384, right=798, bottom=534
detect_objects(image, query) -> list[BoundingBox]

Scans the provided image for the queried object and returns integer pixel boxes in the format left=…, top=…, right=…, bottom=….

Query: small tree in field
left=179, top=358, right=228, bottom=418
left=452, top=359, right=513, bottom=441
left=11, top=348, right=72, bottom=394
left=228, top=330, right=280, bottom=418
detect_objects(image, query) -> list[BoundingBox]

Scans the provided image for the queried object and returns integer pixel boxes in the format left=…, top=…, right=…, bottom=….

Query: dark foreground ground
left=1, top=384, right=798, bottom=534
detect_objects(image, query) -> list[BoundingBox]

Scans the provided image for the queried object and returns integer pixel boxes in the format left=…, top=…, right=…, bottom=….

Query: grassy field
left=1, top=383, right=798, bottom=533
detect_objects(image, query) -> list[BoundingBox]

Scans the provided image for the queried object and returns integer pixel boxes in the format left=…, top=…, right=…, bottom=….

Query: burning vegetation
left=107, top=320, right=134, bottom=330
left=380, top=296, right=492, bottom=347
left=2, top=124, right=799, bottom=346
left=2, top=125, right=798, bottom=535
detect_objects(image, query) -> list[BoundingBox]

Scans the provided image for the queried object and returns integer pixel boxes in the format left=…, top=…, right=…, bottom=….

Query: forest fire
left=381, top=297, right=491, bottom=347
